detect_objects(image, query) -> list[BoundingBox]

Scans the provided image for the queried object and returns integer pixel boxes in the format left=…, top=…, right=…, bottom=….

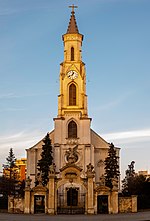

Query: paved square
left=0, top=212, right=150, bottom=221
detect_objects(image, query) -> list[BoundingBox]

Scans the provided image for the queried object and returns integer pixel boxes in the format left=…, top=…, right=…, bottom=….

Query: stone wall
left=119, top=195, right=137, bottom=213
left=8, top=196, right=24, bottom=213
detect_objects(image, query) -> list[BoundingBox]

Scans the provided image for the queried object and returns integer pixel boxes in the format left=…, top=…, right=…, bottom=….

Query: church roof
left=67, top=10, right=79, bottom=34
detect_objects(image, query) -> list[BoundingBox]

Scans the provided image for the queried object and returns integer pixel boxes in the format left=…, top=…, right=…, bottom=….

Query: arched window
left=68, top=121, right=77, bottom=138
left=71, top=47, right=74, bottom=61
left=69, top=84, right=76, bottom=106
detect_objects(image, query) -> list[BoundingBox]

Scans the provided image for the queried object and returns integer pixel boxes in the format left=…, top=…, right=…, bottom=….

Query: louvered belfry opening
left=68, top=120, right=77, bottom=138
left=69, top=84, right=76, bottom=106
left=71, top=47, right=74, bottom=61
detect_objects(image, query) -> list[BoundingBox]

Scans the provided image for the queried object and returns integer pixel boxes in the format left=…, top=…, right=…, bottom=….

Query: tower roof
left=67, top=6, right=79, bottom=34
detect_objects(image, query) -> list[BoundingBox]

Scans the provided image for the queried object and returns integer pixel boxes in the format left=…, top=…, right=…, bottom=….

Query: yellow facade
left=3, top=158, right=26, bottom=181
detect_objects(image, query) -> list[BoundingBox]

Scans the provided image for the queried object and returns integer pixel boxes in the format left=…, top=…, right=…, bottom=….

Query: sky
left=0, top=0, right=150, bottom=179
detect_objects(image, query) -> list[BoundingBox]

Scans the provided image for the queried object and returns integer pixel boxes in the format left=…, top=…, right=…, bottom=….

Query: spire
left=67, top=4, right=79, bottom=34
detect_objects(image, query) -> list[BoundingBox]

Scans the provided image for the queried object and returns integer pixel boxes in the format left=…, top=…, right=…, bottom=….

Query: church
left=25, top=6, right=120, bottom=215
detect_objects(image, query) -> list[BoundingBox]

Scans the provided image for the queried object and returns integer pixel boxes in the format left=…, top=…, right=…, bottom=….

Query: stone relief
left=66, top=138, right=78, bottom=145
left=65, top=145, right=78, bottom=164
left=97, top=159, right=104, bottom=167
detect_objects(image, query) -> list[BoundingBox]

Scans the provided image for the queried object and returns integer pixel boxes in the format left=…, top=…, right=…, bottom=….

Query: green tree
left=122, top=162, right=150, bottom=209
left=37, top=133, right=53, bottom=186
left=122, top=161, right=136, bottom=196
left=104, top=143, right=120, bottom=189
left=3, top=148, right=16, bottom=179
left=2, top=148, right=18, bottom=196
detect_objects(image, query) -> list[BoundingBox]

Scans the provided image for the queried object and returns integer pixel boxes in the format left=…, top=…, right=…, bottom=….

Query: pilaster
left=86, top=163, right=95, bottom=214
left=48, top=164, right=56, bottom=215
left=24, top=176, right=32, bottom=214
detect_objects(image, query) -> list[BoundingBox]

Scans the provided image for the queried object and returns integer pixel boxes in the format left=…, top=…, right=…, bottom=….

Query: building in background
left=137, top=170, right=150, bottom=179
left=3, top=158, right=26, bottom=181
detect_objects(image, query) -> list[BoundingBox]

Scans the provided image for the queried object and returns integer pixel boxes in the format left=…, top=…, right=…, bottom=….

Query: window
left=71, top=47, right=74, bottom=61
left=69, top=84, right=76, bottom=106
left=68, top=121, right=77, bottom=138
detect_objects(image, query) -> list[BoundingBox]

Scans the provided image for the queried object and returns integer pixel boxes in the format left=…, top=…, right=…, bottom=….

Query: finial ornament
left=69, top=4, right=78, bottom=13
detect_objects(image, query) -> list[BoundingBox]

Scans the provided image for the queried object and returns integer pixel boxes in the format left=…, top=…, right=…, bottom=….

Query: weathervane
left=69, top=4, right=78, bottom=13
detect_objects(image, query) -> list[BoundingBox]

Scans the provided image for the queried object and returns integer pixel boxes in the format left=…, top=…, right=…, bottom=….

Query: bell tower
left=57, top=5, right=88, bottom=117
left=53, top=5, right=92, bottom=171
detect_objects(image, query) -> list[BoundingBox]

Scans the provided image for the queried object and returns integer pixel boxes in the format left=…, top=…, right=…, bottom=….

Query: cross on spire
left=69, top=4, right=78, bottom=13
left=66, top=4, right=79, bottom=34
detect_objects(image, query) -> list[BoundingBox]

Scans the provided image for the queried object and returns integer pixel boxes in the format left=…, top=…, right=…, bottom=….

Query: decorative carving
left=25, top=176, right=32, bottom=188
left=86, top=163, right=95, bottom=177
left=66, top=145, right=78, bottom=164
left=66, top=138, right=78, bottom=145
left=65, top=172, right=77, bottom=182
left=97, top=159, right=104, bottom=167
left=99, top=175, right=105, bottom=186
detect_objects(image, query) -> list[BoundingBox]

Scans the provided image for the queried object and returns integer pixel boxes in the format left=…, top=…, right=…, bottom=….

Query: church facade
left=25, top=7, right=120, bottom=215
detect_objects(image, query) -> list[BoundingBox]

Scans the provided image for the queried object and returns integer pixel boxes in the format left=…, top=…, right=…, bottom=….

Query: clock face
left=67, top=70, right=78, bottom=80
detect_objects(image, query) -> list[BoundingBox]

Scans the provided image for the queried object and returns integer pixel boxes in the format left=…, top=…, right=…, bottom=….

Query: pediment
left=59, top=163, right=82, bottom=181
left=60, top=163, right=82, bottom=173
left=95, top=185, right=110, bottom=193
left=32, top=185, right=47, bottom=193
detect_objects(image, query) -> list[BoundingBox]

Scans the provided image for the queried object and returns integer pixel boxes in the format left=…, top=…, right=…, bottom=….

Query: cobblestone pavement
left=0, top=212, right=150, bottom=221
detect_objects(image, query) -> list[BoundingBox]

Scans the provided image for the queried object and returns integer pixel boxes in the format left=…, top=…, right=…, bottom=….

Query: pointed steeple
left=67, top=5, right=79, bottom=34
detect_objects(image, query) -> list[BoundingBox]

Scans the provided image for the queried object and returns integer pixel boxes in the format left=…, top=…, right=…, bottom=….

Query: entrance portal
left=97, top=195, right=108, bottom=214
left=34, top=195, right=45, bottom=213
left=57, top=187, right=85, bottom=214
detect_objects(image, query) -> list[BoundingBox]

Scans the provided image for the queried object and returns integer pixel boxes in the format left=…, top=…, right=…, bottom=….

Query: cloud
left=0, top=93, right=15, bottom=99
left=0, top=130, right=44, bottom=149
left=0, top=9, right=18, bottom=16
left=101, top=128, right=150, bottom=146
left=0, top=5, right=52, bottom=17
left=0, top=92, right=50, bottom=100
left=92, top=90, right=134, bottom=112
left=0, top=108, right=26, bottom=112
left=0, top=130, right=46, bottom=171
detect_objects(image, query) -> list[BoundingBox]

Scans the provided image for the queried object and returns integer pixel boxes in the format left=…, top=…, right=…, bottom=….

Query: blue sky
left=0, top=0, right=150, bottom=178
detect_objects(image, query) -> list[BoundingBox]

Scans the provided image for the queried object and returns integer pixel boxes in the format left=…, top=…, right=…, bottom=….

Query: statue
left=87, top=163, right=94, bottom=173
left=86, top=163, right=95, bottom=177
left=49, top=163, right=56, bottom=174
left=99, top=175, right=105, bottom=186
left=66, top=145, right=78, bottom=164
left=36, top=172, right=43, bottom=186
left=112, top=178, right=118, bottom=190
left=25, top=176, right=32, bottom=188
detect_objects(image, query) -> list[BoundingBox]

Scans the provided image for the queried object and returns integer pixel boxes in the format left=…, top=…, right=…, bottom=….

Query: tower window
left=71, top=47, right=74, bottom=61
left=69, top=84, right=76, bottom=106
left=68, top=121, right=77, bottom=138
